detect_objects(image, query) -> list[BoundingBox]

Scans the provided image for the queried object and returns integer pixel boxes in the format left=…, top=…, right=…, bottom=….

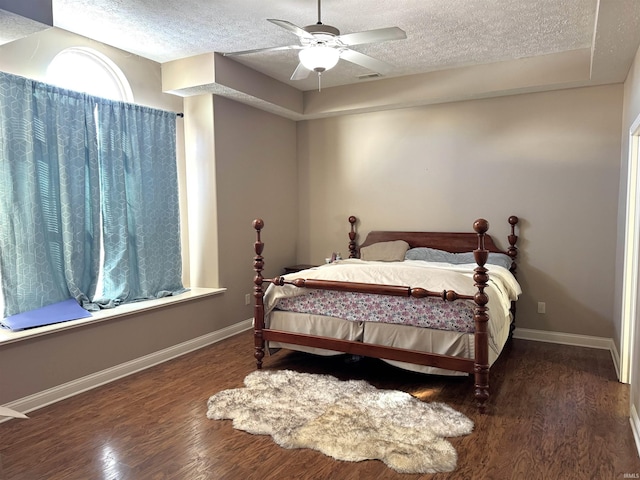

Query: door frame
left=621, top=114, right=640, bottom=384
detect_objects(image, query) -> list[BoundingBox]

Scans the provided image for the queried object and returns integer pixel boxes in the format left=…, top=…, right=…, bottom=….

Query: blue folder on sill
left=1, top=298, right=92, bottom=331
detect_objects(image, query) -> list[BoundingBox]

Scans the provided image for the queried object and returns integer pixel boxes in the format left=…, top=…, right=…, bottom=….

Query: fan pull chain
left=318, top=72, right=322, bottom=92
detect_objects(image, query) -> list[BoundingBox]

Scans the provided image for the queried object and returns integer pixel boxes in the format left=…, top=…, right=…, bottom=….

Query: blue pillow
left=405, top=247, right=455, bottom=263
left=487, top=253, right=513, bottom=269
left=405, top=247, right=512, bottom=269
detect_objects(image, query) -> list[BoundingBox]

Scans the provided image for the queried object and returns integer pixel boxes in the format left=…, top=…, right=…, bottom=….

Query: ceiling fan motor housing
left=304, top=24, right=340, bottom=37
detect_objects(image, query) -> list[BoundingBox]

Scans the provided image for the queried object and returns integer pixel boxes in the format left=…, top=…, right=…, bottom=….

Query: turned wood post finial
left=507, top=216, right=518, bottom=248
left=348, top=215, right=358, bottom=258
left=507, top=216, right=519, bottom=274
left=472, top=218, right=490, bottom=287
left=473, top=218, right=489, bottom=265
left=473, top=218, right=489, bottom=238
left=253, top=218, right=265, bottom=279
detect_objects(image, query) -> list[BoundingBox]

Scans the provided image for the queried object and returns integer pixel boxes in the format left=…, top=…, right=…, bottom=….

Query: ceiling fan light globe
left=299, top=46, right=340, bottom=72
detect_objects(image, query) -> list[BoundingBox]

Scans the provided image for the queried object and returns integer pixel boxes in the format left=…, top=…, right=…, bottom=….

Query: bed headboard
left=348, top=216, right=519, bottom=261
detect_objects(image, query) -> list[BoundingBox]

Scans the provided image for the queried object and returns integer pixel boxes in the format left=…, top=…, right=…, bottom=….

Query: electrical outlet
left=537, top=302, right=546, bottom=314
left=245, top=293, right=251, bottom=305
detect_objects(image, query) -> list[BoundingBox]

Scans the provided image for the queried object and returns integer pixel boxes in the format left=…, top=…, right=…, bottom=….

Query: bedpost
left=507, top=216, right=520, bottom=334
left=507, top=216, right=519, bottom=275
left=348, top=216, right=358, bottom=258
left=253, top=219, right=266, bottom=369
left=472, top=218, right=490, bottom=414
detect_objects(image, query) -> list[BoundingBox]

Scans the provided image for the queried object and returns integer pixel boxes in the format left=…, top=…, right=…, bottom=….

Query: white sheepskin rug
left=206, top=369, right=474, bottom=473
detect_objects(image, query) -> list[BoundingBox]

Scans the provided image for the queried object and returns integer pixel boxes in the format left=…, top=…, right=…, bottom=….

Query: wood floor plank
left=0, top=331, right=639, bottom=479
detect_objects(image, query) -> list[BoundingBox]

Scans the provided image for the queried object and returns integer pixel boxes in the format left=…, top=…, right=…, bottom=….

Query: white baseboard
left=631, top=402, right=640, bottom=460
left=2, top=319, right=253, bottom=419
left=512, top=327, right=620, bottom=380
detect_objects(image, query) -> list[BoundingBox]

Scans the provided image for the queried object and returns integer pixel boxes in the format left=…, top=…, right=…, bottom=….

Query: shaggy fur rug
left=206, top=369, right=474, bottom=473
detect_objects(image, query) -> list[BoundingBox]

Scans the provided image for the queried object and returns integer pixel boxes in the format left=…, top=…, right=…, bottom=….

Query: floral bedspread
left=275, top=290, right=475, bottom=333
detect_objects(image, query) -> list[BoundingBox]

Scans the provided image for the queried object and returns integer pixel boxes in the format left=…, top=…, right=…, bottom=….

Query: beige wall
left=0, top=296, right=225, bottom=402
left=298, top=85, right=623, bottom=339
left=213, top=95, right=298, bottom=318
left=0, top=29, right=298, bottom=404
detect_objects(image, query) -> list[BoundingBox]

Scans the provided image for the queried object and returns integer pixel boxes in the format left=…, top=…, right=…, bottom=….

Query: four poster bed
left=251, top=216, right=520, bottom=413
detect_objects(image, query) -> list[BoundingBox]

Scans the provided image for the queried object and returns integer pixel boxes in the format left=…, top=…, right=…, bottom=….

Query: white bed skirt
left=266, top=310, right=511, bottom=376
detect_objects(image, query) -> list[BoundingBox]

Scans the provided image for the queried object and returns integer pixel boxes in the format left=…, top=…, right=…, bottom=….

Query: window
left=0, top=56, right=183, bottom=325
left=46, top=47, right=133, bottom=102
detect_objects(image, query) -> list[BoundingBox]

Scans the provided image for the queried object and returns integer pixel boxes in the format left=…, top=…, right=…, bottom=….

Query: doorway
left=621, top=114, right=640, bottom=384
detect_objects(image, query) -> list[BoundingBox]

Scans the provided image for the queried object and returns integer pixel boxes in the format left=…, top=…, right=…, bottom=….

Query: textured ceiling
left=47, top=0, right=603, bottom=91
left=3, top=0, right=640, bottom=95
left=0, top=8, right=51, bottom=45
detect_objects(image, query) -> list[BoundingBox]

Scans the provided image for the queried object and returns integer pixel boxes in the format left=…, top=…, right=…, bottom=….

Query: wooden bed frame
left=252, top=216, right=519, bottom=413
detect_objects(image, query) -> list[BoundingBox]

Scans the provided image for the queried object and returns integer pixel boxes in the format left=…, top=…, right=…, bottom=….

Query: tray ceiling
left=2, top=0, right=640, bottom=118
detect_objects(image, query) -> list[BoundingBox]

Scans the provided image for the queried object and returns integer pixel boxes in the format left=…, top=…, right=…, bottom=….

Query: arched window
left=46, top=47, right=133, bottom=102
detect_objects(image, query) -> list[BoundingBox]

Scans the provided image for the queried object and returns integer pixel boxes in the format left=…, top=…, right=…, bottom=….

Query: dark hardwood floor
left=1, top=330, right=639, bottom=480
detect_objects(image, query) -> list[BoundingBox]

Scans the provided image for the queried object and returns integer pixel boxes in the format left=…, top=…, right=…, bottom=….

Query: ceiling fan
left=223, top=0, right=407, bottom=88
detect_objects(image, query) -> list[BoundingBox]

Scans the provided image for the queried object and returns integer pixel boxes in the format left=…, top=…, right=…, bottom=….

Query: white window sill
left=0, top=287, right=225, bottom=347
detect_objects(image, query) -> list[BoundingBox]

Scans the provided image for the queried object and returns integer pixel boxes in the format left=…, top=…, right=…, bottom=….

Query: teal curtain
left=95, top=100, right=184, bottom=306
left=0, top=72, right=184, bottom=317
left=0, top=72, right=101, bottom=316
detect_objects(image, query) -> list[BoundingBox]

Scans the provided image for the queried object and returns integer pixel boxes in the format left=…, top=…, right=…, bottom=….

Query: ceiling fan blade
left=267, top=19, right=315, bottom=40
left=223, top=45, right=301, bottom=56
left=290, top=63, right=311, bottom=81
left=338, top=27, right=406, bottom=46
left=340, top=49, right=394, bottom=75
